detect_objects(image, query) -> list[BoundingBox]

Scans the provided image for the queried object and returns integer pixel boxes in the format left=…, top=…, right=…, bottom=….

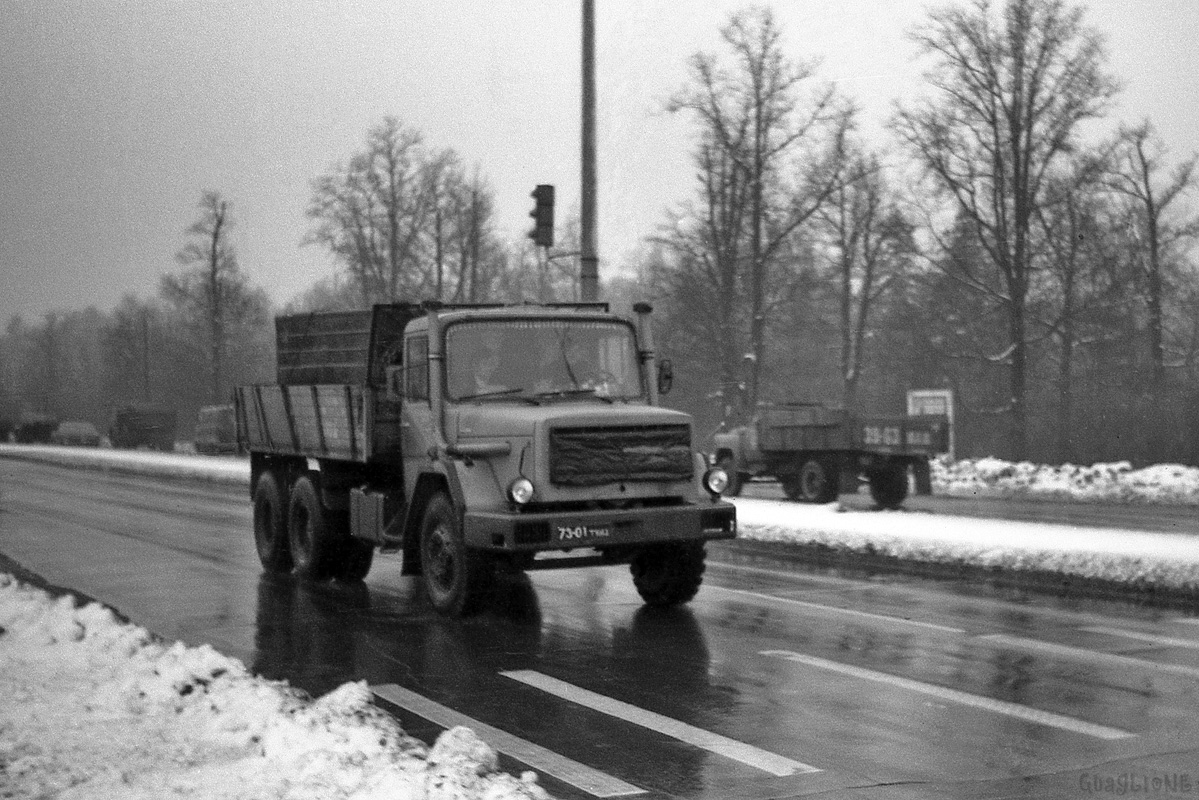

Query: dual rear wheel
left=252, top=470, right=375, bottom=582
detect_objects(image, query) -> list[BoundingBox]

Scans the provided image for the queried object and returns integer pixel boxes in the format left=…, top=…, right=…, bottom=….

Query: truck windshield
left=445, top=319, right=644, bottom=402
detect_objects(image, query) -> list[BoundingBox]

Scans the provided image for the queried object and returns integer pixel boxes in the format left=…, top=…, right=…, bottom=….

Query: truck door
left=400, top=334, right=435, bottom=498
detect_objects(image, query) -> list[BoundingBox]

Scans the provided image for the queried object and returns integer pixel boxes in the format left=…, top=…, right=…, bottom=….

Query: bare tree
left=162, top=191, right=268, bottom=403
left=667, top=5, right=855, bottom=409
left=814, top=149, right=914, bottom=411
left=1103, top=120, right=1199, bottom=386
left=892, top=0, right=1118, bottom=458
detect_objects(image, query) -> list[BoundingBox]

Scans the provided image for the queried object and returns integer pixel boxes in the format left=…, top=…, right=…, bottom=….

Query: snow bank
left=933, top=456, right=1199, bottom=505
left=733, top=498, right=1199, bottom=591
left=0, top=574, right=548, bottom=800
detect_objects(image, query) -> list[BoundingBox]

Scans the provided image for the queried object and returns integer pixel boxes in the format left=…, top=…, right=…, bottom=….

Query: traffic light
left=528, top=184, right=554, bottom=248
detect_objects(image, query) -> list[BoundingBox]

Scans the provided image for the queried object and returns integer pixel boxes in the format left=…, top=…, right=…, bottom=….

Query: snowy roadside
left=0, top=572, right=549, bottom=800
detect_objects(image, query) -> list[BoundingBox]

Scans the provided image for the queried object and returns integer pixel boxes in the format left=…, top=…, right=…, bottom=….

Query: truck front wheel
left=288, top=476, right=339, bottom=580
left=782, top=458, right=839, bottom=503
left=253, top=471, right=292, bottom=572
left=419, top=494, right=493, bottom=616
left=868, top=467, right=909, bottom=509
left=631, top=543, right=706, bottom=606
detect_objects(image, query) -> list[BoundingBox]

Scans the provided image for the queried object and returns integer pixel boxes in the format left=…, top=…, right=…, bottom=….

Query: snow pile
left=0, top=443, right=249, bottom=486
left=733, top=496, right=1199, bottom=590
left=0, top=574, right=548, bottom=800
left=933, top=456, right=1199, bottom=505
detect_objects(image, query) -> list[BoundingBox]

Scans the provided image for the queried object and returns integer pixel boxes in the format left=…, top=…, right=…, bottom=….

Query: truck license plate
left=556, top=522, right=613, bottom=542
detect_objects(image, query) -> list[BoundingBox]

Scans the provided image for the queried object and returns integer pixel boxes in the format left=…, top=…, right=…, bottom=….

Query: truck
left=194, top=404, right=239, bottom=455
left=711, top=402, right=949, bottom=508
left=234, top=301, right=736, bottom=616
left=109, top=404, right=177, bottom=450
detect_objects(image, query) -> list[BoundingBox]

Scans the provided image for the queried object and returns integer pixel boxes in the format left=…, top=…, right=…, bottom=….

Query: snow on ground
left=0, top=574, right=548, bottom=800
left=4, top=443, right=1199, bottom=797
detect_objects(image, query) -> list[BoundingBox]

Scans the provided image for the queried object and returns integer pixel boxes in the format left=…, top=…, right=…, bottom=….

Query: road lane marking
left=760, top=650, right=1134, bottom=741
left=975, top=634, right=1199, bottom=680
left=371, top=684, right=645, bottom=798
left=500, top=670, right=819, bottom=777
left=706, top=585, right=966, bottom=634
left=1080, top=626, right=1199, bottom=650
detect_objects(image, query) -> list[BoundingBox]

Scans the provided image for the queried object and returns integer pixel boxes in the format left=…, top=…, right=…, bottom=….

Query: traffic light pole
left=579, top=0, right=599, bottom=302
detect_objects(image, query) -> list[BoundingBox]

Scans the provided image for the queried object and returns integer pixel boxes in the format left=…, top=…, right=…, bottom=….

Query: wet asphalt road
left=5, top=459, right=1199, bottom=799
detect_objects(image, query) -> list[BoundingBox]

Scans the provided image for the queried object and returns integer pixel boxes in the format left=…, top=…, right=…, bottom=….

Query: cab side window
left=404, top=336, right=429, bottom=401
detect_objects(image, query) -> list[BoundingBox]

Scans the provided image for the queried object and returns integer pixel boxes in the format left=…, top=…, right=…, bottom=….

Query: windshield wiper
left=533, top=387, right=615, bottom=403
left=454, top=388, right=539, bottom=404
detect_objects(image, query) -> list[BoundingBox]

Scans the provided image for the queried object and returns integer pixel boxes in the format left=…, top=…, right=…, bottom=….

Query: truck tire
left=630, top=542, right=706, bottom=606
left=419, top=494, right=493, bottom=616
left=253, top=471, right=292, bottom=572
left=287, top=476, right=339, bottom=580
left=717, top=455, right=744, bottom=497
left=868, top=467, right=909, bottom=509
left=782, top=458, right=839, bottom=503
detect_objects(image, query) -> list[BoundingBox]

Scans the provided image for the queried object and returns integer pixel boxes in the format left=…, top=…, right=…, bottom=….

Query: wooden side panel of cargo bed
left=236, top=384, right=368, bottom=462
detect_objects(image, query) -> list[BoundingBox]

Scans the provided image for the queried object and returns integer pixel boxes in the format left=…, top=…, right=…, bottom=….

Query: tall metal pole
left=580, top=0, right=599, bottom=302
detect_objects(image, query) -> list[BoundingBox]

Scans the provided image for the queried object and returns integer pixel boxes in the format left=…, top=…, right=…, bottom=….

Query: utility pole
left=579, top=0, right=599, bottom=302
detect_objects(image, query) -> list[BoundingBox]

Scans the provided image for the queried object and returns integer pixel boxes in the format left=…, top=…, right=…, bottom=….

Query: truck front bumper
left=464, top=500, right=736, bottom=552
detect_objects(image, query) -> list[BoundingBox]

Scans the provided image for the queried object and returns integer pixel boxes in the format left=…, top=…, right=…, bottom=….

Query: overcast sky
left=2, top=0, right=1196, bottom=324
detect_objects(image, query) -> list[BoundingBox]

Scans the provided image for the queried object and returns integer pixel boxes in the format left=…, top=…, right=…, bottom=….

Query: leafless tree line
left=648, top=1, right=1199, bottom=464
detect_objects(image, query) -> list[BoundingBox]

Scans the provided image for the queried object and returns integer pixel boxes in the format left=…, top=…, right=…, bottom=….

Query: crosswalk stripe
left=760, top=650, right=1134, bottom=741
left=500, top=669, right=819, bottom=777
left=372, top=684, right=645, bottom=798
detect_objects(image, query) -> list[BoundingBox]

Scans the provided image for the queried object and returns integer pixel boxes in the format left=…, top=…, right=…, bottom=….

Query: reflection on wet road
left=5, top=460, right=1199, bottom=798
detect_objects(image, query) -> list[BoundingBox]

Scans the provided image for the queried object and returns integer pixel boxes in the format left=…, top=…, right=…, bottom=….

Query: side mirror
left=657, top=358, right=674, bottom=395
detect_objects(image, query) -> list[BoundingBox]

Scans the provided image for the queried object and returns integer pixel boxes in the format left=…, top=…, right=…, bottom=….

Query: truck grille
left=549, top=424, right=693, bottom=486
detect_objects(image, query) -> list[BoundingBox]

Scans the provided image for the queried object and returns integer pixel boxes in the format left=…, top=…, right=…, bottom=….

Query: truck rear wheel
left=253, top=471, right=292, bottom=572
left=288, top=476, right=339, bottom=580
left=630, top=543, right=706, bottom=606
left=782, top=458, right=839, bottom=503
left=868, top=467, right=909, bottom=509
left=420, top=494, right=493, bottom=616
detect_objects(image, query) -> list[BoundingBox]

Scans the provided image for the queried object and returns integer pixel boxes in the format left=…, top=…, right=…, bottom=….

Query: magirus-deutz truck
left=235, top=301, right=736, bottom=616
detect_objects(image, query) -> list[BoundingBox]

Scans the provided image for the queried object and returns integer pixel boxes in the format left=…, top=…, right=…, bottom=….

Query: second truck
left=235, top=301, right=736, bottom=616
left=712, top=402, right=948, bottom=508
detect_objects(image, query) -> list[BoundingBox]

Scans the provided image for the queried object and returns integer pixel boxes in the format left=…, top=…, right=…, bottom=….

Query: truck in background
left=235, top=301, right=735, bottom=616
left=109, top=404, right=177, bottom=450
left=194, top=404, right=239, bottom=455
left=712, top=402, right=948, bottom=508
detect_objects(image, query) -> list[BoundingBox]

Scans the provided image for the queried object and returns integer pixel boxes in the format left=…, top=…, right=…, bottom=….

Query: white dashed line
left=500, top=670, right=820, bottom=777
left=760, top=649, right=1135, bottom=741
left=372, top=683, right=645, bottom=798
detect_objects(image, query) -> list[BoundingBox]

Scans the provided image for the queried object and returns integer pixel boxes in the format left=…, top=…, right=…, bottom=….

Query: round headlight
left=508, top=477, right=535, bottom=505
left=704, top=467, right=729, bottom=496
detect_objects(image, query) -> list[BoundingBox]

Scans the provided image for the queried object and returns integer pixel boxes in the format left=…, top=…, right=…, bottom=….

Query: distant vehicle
left=194, top=404, right=239, bottom=455
left=50, top=420, right=102, bottom=447
left=12, top=413, right=57, bottom=444
left=109, top=404, right=177, bottom=450
left=712, top=402, right=949, bottom=509
left=0, top=417, right=13, bottom=442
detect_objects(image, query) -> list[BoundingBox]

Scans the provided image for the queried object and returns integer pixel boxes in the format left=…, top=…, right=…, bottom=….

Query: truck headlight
left=508, top=477, right=535, bottom=505
left=703, top=467, right=729, bottom=497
